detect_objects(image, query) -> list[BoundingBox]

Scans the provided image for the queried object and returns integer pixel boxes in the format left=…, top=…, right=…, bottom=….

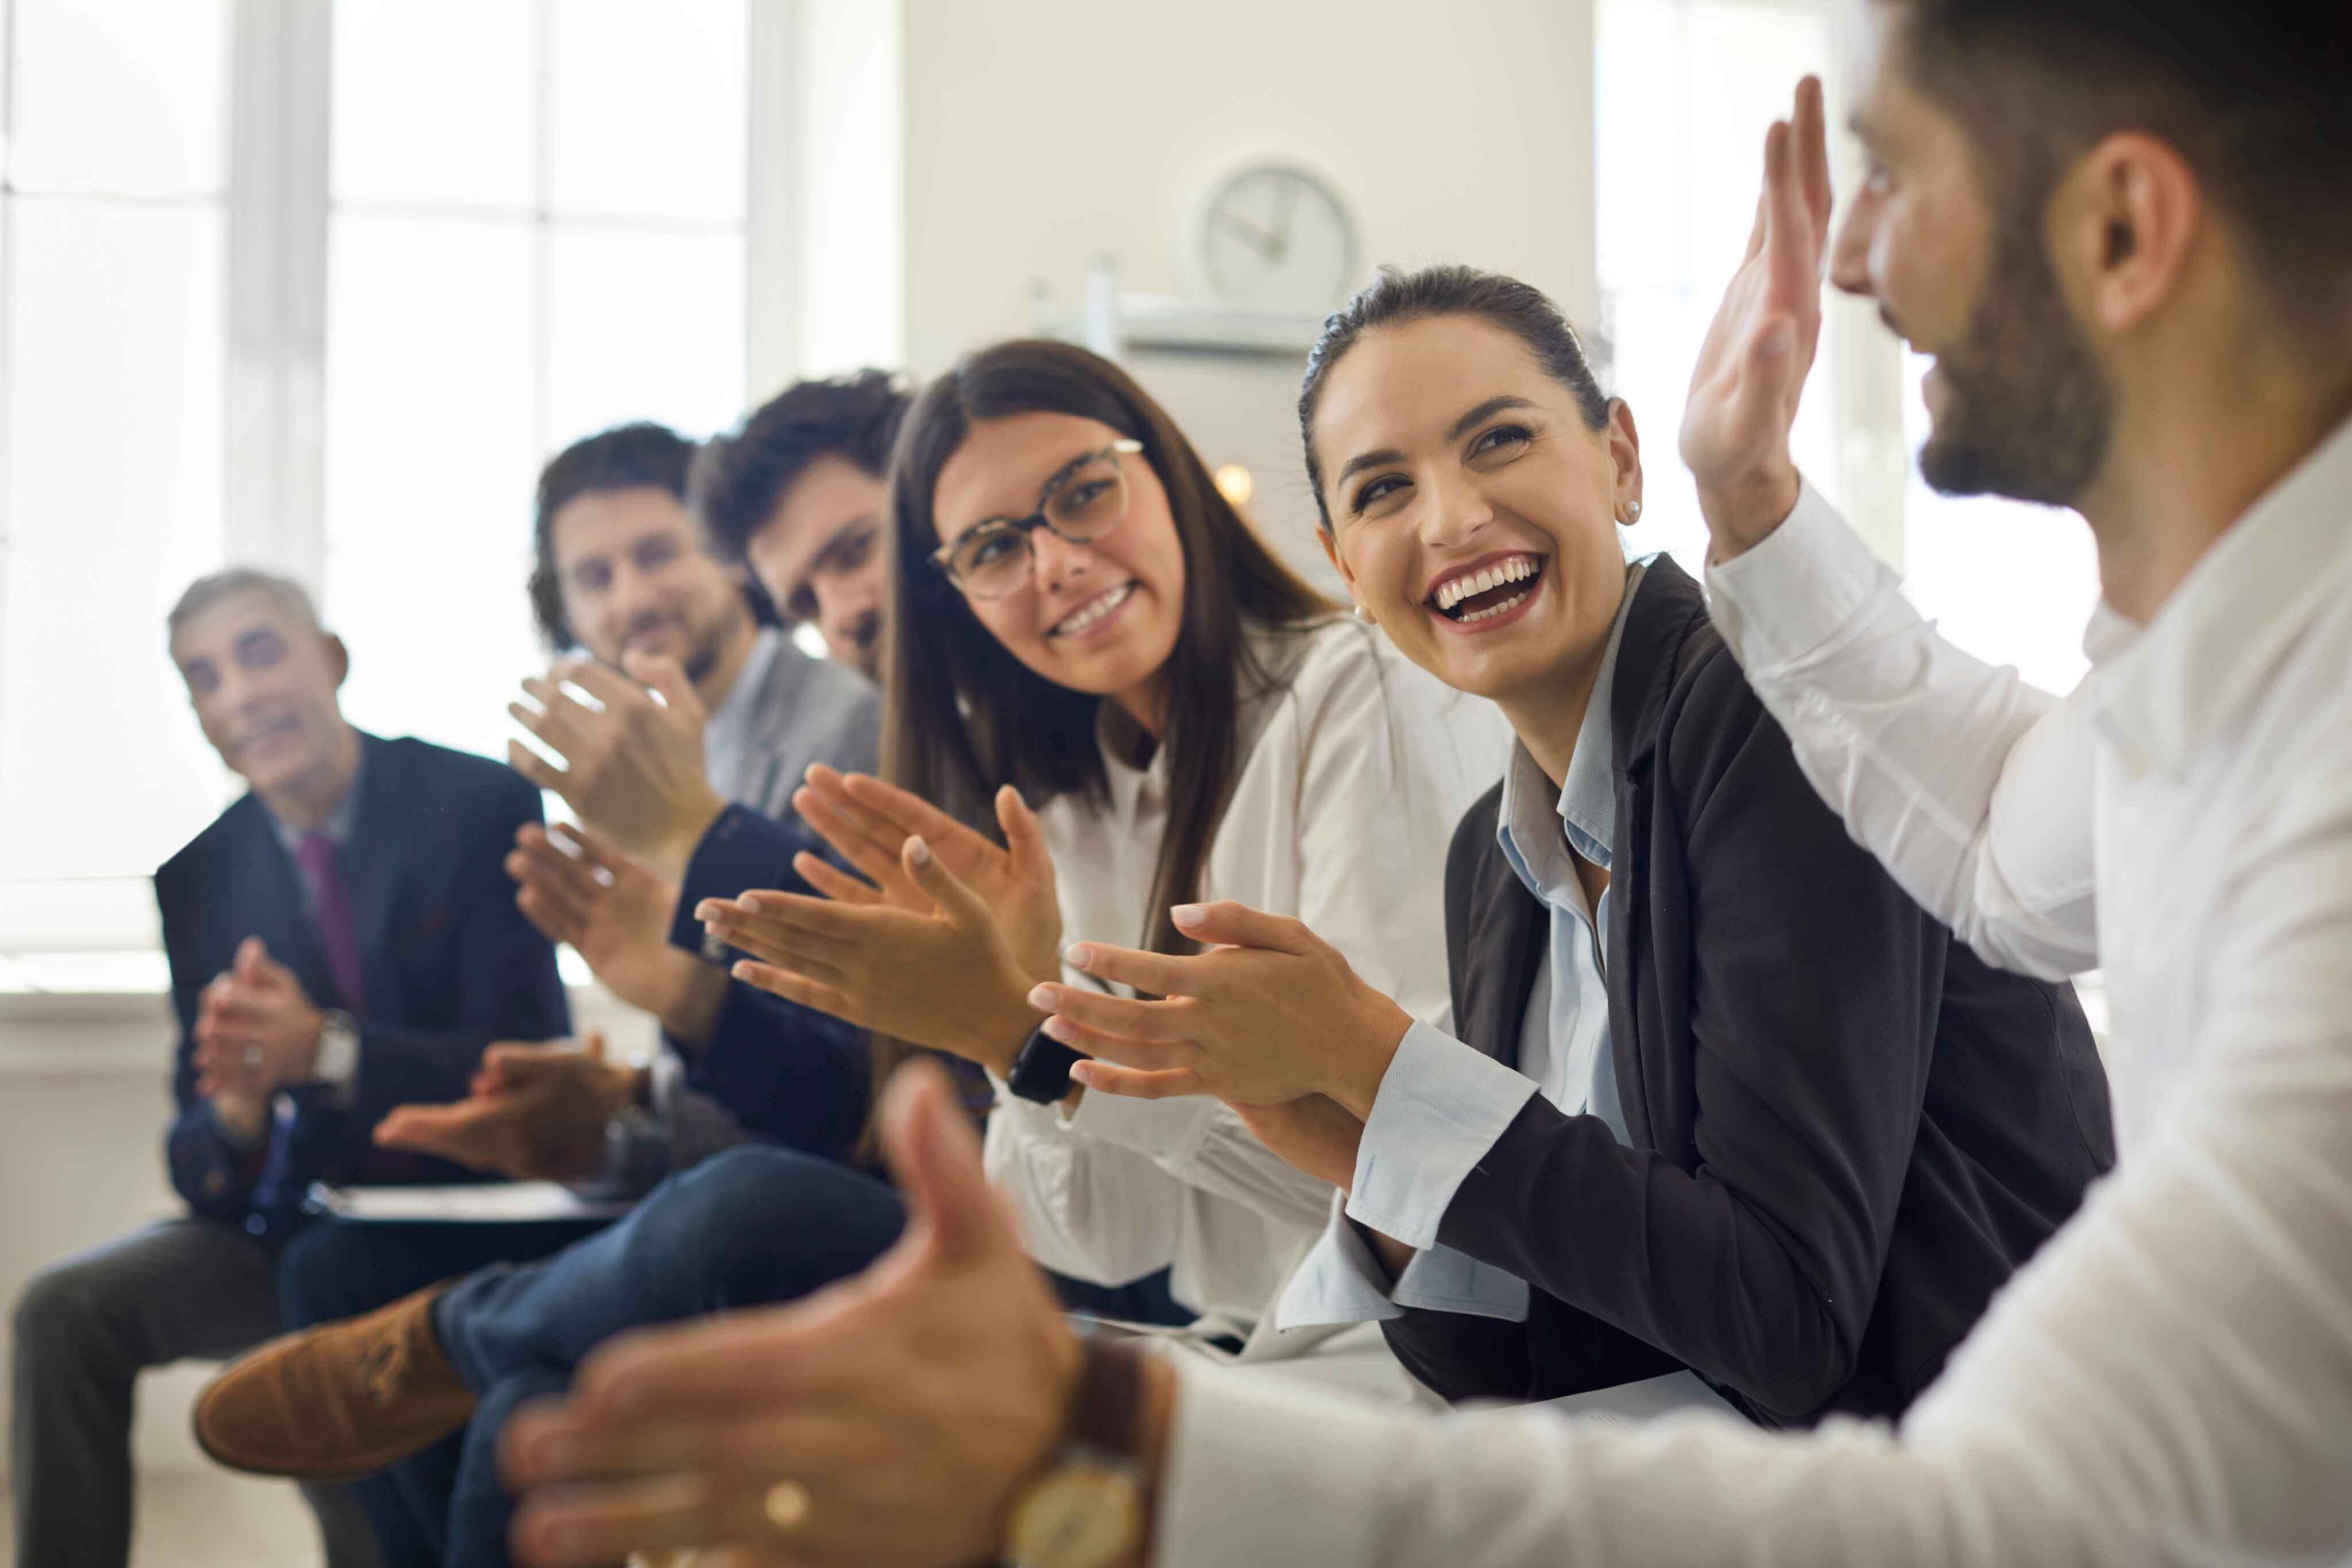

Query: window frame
left=0, top=0, right=799, bottom=990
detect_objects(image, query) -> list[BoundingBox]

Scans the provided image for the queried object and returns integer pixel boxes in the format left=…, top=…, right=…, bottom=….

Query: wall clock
left=1197, top=161, right=1359, bottom=315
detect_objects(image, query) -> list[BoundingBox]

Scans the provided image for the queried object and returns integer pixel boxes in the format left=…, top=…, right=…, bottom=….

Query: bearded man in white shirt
left=483, top=5, right=2352, bottom=1565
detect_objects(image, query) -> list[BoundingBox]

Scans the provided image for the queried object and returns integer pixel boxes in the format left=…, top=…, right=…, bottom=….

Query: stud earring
left=1626, top=498, right=1643, bottom=521
left=1353, top=602, right=1375, bottom=622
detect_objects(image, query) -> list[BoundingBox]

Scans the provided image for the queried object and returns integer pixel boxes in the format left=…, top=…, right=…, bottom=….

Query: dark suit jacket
left=1380, top=559, right=2116, bottom=1426
left=664, top=803, right=872, bottom=1164
left=157, top=731, right=569, bottom=1230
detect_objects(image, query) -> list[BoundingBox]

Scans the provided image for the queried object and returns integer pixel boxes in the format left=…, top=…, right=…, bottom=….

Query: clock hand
left=1217, top=211, right=1279, bottom=261
left=1270, top=179, right=1301, bottom=263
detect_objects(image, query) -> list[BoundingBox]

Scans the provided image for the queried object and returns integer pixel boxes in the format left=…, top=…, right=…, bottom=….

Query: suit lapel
left=1603, top=556, right=1709, bottom=1155
left=1473, top=847, right=1549, bottom=1074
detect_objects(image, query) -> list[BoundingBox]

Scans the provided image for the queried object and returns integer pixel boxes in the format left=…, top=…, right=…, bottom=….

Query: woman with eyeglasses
left=191, top=339, right=1503, bottom=1568
left=699, top=335, right=1507, bottom=1377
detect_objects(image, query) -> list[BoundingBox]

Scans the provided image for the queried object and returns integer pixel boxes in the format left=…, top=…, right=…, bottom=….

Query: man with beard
left=258, top=423, right=881, bottom=1562
left=477, top=5, right=2352, bottom=1566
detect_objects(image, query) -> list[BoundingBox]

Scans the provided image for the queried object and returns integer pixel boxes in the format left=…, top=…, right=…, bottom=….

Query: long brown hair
left=873, top=339, right=1334, bottom=1087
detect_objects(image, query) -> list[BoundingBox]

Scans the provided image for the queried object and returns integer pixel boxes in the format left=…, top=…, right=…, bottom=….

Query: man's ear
left=1606, top=398, right=1645, bottom=528
left=2057, top=130, right=2206, bottom=340
left=323, top=632, right=351, bottom=690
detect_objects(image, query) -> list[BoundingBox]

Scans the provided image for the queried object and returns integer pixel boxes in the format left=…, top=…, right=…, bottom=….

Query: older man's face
left=173, top=591, right=349, bottom=793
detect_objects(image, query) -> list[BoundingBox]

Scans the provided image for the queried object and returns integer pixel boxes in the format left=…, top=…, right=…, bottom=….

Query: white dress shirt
left=1153, top=416, right=2352, bottom=1567
left=1279, top=564, right=1644, bottom=1330
left=984, top=617, right=1509, bottom=1371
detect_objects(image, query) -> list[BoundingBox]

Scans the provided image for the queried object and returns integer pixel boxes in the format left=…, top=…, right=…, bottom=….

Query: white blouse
left=984, top=616, right=1508, bottom=1354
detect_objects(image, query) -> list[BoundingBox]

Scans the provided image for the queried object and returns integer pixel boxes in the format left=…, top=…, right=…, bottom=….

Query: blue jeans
left=418, top=1145, right=1189, bottom=1568
left=427, top=1148, right=906, bottom=1568
left=276, top=1215, right=616, bottom=1566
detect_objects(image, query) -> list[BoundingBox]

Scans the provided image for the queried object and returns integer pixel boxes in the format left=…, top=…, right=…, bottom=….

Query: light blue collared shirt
left=1278, top=562, right=1646, bottom=1329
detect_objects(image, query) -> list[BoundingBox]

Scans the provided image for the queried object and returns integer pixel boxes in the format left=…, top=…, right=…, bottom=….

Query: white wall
left=899, top=0, right=1598, bottom=583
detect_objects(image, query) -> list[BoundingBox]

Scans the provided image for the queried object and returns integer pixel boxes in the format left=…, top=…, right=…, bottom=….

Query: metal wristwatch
left=1004, top=1337, right=1149, bottom=1568
left=311, top=1008, right=362, bottom=1087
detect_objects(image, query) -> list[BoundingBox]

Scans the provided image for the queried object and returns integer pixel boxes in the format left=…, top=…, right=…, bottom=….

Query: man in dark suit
left=7, top=567, right=567, bottom=1568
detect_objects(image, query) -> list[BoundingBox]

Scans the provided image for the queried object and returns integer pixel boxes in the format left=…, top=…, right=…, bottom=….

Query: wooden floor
left=3, top=1470, right=323, bottom=1568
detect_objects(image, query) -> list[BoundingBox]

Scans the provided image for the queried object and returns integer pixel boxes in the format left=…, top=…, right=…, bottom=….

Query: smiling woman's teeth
left=1053, top=582, right=1134, bottom=637
left=1434, top=555, right=1541, bottom=612
left=1457, top=589, right=1530, bottom=623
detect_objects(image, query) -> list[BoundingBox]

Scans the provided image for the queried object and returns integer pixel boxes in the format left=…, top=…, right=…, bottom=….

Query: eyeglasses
left=929, top=439, right=1145, bottom=601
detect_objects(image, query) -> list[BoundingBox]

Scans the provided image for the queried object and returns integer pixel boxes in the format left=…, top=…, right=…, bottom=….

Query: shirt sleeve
left=1152, top=758, right=2352, bottom=1568
left=1703, top=484, right=2099, bottom=980
left=1278, top=1187, right=1533, bottom=1330
left=1343, top=1021, right=1539, bottom=1250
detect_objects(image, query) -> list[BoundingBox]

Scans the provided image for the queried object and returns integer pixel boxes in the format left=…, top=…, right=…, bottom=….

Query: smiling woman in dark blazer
left=1032, top=264, right=2117, bottom=1427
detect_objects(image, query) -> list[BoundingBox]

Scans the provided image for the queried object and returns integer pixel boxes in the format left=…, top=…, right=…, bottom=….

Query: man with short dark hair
left=7, top=570, right=567, bottom=1568
left=693, top=369, right=908, bottom=680
left=479, top=6, right=2352, bottom=1564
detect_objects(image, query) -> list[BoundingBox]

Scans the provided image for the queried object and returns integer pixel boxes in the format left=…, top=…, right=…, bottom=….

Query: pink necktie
left=295, top=833, right=367, bottom=1015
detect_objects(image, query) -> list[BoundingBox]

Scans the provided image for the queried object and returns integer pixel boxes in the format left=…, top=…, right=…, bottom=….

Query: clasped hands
left=193, top=936, right=326, bottom=1137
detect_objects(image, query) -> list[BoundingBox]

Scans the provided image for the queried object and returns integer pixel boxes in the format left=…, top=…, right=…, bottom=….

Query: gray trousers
left=10, top=1218, right=382, bottom=1568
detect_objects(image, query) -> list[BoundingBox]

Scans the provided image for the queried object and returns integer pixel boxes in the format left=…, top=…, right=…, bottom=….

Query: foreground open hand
left=499, top=1060, right=1080, bottom=1568
left=373, top=1034, right=637, bottom=1182
left=1029, top=900, right=1414, bottom=1119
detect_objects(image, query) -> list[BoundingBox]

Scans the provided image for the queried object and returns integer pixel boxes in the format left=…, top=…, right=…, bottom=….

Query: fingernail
left=908, top=836, right=932, bottom=865
left=694, top=900, right=720, bottom=922
left=1171, top=904, right=1206, bottom=928
left=1065, top=944, right=1093, bottom=969
left=1042, top=1017, right=1074, bottom=1044
left=1027, top=983, right=1059, bottom=1009
left=1067, top=1061, right=1094, bottom=1085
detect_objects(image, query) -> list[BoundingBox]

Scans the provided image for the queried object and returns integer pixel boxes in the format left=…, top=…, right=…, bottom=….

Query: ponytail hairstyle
left=1298, top=264, right=1612, bottom=531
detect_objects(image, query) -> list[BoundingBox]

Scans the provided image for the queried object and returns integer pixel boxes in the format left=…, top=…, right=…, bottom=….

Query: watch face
left=1007, top=1464, right=1143, bottom=1568
left=1201, top=162, right=1357, bottom=313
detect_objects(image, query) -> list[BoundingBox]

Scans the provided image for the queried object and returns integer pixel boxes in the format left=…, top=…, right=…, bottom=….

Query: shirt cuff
left=1345, top=1021, right=1538, bottom=1249
left=1156, top=1358, right=1403, bottom=1568
left=668, top=803, right=778, bottom=962
left=311, top=1017, right=361, bottom=1109
left=1279, top=1191, right=1533, bottom=1330
left=1703, top=480, right=1895, bottom=672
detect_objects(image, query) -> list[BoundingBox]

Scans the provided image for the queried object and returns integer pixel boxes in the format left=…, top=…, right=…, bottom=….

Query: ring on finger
left=763, top=1478, right=813, bottom=1532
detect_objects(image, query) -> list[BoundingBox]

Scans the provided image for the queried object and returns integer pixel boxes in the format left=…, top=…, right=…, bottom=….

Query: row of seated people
left=17, top=277, right=2111, bottom=1568
left=20, top=5, right=2352, bottom=1559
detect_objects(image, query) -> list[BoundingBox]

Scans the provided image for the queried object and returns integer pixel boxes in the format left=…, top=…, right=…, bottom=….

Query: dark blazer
left=1380, top=559, right=2115, bottom=1426
left=157, top=731, right=569, bottom=1230
left=664, top=803, right=872, bottom=1164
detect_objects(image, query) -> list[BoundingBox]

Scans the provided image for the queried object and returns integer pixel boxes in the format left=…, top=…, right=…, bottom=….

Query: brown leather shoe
left=194, top=1281, right=475, bottom=1482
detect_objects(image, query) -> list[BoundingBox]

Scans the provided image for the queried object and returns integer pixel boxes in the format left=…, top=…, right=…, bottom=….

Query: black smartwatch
left=1006, top=1022, right=1085, bottom=1103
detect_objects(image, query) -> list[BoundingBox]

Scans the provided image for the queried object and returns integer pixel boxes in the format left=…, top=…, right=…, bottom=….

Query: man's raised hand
left=1678, top=74, right=1834, bottom=560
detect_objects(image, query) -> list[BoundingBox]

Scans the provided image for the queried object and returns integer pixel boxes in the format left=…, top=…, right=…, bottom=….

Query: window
left=1596, top=0, right=2101, bottom=692
left=0, top=0, right=763, bottom=989
left=324, top=0, right=749, bottom=765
